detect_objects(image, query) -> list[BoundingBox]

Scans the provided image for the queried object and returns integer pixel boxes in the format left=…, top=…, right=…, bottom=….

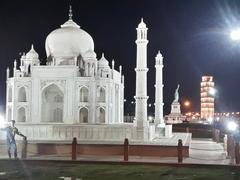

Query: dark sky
left=0, top=0, right=240, bottom=115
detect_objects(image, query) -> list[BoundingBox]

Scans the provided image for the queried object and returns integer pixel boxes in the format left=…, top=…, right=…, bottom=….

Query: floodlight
left=230, top=29, right=240, bottom=41
left=227, top=121, right=238, bottom=132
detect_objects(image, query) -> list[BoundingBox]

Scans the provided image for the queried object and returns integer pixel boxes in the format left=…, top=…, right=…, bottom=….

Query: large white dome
left=45, top=18, right=94, bottom=60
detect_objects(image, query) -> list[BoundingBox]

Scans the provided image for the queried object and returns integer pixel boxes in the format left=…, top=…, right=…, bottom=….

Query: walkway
left=186, top=138, right=231, bottom=164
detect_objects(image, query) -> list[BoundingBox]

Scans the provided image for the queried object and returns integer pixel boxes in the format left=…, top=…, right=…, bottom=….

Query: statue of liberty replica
left=173, top=84, right=180, bottom=103
left=165, top=84, right=185, bottom=124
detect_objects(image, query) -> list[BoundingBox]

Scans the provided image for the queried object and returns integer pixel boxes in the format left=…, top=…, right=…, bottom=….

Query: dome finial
left=156, top=50, right=163, bottom=60
left=61, top=5, right=80, bottom=28
left=138, top=17, right=147, bottom=28
left=31, top=44, right=34, bottom=50
left=69, top=5, right=73, bottom=20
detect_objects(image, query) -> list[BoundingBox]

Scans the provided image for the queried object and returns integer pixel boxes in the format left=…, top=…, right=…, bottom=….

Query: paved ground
left=0, top=138, right=233, bottom=165
left=186, top=138, right=231, bottom=164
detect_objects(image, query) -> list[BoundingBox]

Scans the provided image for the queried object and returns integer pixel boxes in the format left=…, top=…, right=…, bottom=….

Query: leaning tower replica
left=200, top=76, right=214, bottom=120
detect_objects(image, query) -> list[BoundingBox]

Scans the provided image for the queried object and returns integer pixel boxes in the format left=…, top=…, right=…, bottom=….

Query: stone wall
left=11, top=123, right=136, bottom=141
left=26, top=142, right=189, bottom=157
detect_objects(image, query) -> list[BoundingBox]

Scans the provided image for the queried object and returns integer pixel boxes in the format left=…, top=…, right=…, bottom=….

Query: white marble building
left=2, top=6, right=176, bottom=142
left=5, top=7, right=127, bottom=140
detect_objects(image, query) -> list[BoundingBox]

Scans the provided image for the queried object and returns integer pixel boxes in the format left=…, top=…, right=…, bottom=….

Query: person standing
left=0, top=120, right=26, bottom=158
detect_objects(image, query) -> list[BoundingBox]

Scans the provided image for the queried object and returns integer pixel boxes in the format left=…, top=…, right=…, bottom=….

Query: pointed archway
left=17, top=107, right=26, bottom=122
left=18, top=87, right=27, bottom=102
left=80, top=87, right=88, bottom=102
left=97, top=107, right=105, bottom=123
left=41, top=84, right=64, bottom=122
left=79, top=107, right=88, bottom=123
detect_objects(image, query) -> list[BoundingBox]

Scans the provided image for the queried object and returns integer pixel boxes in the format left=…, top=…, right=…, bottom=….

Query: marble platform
left=0, top=123, right=158, bottom=142
left=0, top=132, right=191, bottom=158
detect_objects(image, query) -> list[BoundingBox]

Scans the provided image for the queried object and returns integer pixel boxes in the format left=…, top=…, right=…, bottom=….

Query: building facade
left=2, top=7, right=165, bottom=142
left=6, top=8, right=124, bottom=128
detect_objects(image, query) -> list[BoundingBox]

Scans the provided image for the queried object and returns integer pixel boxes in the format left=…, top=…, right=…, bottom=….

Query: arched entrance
left=80, top=87, right=88, bottom=102
left=18, top=87, right=27, bottom=102
left=17, top=107, right=26, bottom=122
left=41, top=84, right=64, bottom=122
left=79, top=107, right=88, bottom=123
left=97, top=107, right=105, bottom=123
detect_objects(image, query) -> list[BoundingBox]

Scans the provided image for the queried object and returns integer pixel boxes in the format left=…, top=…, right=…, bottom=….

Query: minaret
left=154, top=51, right=164, bottom=125
left=111, top=59, right=115, bottom=79
left=6, top=67, right=9, bottom=79
left=13, top=59, right=17, bottom=77
left=134, top=18, right=149, bottom=135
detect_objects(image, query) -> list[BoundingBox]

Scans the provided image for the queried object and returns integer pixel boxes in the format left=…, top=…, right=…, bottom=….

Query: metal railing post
left=235, top=141, right=240, bottom=164
left=21, top=136, right=27, bottom=159
left=177, top=139, right=183, bottom=163
left=72, top=137, right=77, bottom=160
left=123, top=138, right=129, bottom=161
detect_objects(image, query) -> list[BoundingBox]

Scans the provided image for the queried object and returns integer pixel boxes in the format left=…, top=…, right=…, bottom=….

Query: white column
left=90, top=82, right=96, bottom=124
left=134, top=18, right=149, bottom=130
left=94, top=62, right=97, bottom=77
left=119, top=65, right=122, bottom=77
left=6, top=67, right=9, bottom=79
left=13, top=60, right=17, bottom=77
left=111, top=60, right=115, bottom=79
left=154, top=51, right=164, bottom=125
left=66, top=79, right=74, bottom=123
left=12, top=82, right=17, bottom=121
left=120, top=76, right=124, bottom=123
left=111, top=83, right=114, bottom=124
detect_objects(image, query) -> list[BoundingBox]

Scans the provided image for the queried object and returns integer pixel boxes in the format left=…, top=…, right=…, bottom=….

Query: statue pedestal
left=170, top=102, right=181, bottom=114
left=165, top=102, right=185, bottom=124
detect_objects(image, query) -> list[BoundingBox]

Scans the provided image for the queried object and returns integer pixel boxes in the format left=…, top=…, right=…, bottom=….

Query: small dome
left=156, top=51, right=163, bottom=59
left=45, top=7, right=94, bottom=61
left=26, top=45, right=39, bottom=59
left=83, top=49, right=96, bottom=59
left=138, top=18, right=147, bottom=28
left=98, top=53, right=109, bottom=67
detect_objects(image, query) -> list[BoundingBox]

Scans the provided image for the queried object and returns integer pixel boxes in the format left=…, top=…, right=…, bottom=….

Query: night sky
left=0, top=0, right=240, bottom=115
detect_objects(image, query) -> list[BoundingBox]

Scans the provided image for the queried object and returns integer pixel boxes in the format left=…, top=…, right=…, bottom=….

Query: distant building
left=200, top=76, right=214, bottom=120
